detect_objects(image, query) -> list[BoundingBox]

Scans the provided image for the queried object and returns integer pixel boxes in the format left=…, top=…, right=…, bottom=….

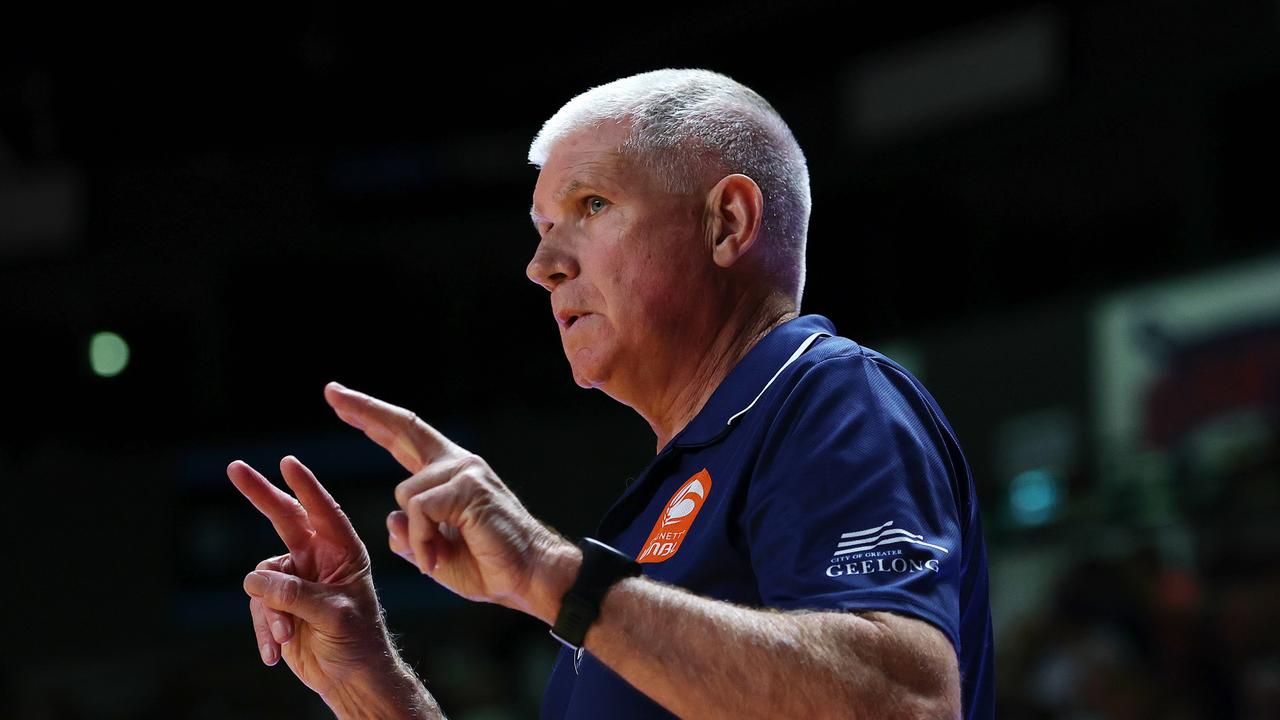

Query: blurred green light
left=89, top=331, right=129, bottom=377
left=1009, top=468, right=1062, bottom=526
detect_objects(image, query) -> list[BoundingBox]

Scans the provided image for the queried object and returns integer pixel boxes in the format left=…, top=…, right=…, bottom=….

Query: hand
left=227, top=456, right=406, bottom=699
left=323, top=381, right=580, bottom=625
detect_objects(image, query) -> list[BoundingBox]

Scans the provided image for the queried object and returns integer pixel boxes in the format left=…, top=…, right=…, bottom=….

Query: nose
left=526, top=231, right=579, bottom=292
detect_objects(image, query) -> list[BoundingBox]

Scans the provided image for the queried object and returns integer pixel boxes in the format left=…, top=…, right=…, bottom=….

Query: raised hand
left=227, top=456, right=434, bottom=717
left=323, top=381, right=580, bottom=626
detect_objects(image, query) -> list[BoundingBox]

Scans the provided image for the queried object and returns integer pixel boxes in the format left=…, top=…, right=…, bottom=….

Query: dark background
left=3, top=1, right=1278, bottom=717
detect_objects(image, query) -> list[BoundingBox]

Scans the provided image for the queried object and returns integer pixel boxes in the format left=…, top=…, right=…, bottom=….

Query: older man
left=229, top=69, right=994, bottom=719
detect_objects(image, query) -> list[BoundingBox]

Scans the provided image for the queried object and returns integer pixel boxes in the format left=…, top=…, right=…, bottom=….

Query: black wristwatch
left=549, top=537, right=642, bottom=653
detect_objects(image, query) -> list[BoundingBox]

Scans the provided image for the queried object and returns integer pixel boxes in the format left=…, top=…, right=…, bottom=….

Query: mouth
left=556, top=309, right=592, bottom=330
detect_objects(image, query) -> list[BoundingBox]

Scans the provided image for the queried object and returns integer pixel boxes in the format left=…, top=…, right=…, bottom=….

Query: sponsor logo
left=824, top=520, right=948, bottom=578
left=637, top=469, right=712, bottom=563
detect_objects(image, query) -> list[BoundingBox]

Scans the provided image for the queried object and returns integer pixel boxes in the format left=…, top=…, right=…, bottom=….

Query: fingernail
left=329, top=381, right=346, bottom=390
left=271, top=619, right=289, bottom=644
left=244, top=571, right=268, bottom=596
left=261, top=642, right=275, bottom=665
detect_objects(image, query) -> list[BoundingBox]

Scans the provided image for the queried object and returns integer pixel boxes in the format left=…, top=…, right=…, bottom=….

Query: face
left=527, top=122, right=715, bottom=398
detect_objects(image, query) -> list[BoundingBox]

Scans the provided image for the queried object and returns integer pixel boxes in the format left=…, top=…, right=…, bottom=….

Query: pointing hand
left=323, top=382, right=580, bottom=626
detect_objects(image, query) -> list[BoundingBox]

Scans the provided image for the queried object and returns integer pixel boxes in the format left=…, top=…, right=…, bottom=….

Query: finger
left=388, top=509, right=410, bottom=538
left=256, top=556, right=295, bottom=644
left=406, top=495, right=438, bottom=574
left=227, top=461, right=315, bottom=552
left=243, top=569, right=336, bottom=626
left=393, top=456, right=461, bottom=510
left=407, top=482, right=470, bottom=574
left=388, top=531, right=416, bottom=563
left=249, top=596, right=278, bottom=666
left=279, top=455, right=361, bottom=548
left=423, top=480, right=473, bottom=573
left=387, top=511, right=417, bottom=564
left=323, top=381, right=453, bottom=472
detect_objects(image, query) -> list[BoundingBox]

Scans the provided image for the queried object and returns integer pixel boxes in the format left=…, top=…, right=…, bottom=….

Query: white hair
left=527, top=68, right=811, bottom=305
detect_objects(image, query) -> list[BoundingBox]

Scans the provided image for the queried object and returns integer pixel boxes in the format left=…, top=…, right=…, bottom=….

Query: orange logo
left=637, top=469, right=712, bottom=563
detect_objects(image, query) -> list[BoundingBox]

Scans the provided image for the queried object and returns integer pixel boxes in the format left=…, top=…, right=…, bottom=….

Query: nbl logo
left=637, top=469, right=712, bottom=563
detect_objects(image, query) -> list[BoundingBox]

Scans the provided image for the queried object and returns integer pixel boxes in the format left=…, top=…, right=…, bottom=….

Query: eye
left=586, top=196, right=608, bottom=216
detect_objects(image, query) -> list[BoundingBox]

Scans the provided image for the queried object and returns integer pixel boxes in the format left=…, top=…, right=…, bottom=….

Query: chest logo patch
left=637, top=469, right=712, bottom=563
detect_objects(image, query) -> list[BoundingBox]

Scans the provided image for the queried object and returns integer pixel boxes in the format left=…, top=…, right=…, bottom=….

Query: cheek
left=611, top=219, right=694, bottom=293
left=598, top=211, right=707, bottom=334
left=611, top=251, right=671, bottom=320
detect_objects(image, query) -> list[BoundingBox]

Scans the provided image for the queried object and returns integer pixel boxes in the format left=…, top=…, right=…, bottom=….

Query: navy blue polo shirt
left=541, top=314, right=994, bottom=719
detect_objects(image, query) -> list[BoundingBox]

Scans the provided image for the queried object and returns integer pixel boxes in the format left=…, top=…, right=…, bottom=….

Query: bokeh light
left=89, top=331, right=129, bottom=377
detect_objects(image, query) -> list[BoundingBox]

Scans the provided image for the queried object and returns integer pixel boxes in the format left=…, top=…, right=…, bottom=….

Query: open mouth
left=558, top=311, right=593, bottom=331
left=565, top=311, right=593, bottom=327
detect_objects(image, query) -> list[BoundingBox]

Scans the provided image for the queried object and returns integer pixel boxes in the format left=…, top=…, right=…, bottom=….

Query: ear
left=705, top=174, right=764, bottom=269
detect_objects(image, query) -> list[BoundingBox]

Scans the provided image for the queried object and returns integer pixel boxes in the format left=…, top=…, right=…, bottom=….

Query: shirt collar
left=668, top=313, right=837, bottom=449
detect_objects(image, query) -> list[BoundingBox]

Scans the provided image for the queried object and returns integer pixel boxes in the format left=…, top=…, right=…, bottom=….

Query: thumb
left=243, top=570, right=339, bottom=626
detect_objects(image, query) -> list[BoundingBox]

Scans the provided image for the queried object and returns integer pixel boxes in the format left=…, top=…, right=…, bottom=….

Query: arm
left=537, top=546, right=962, bottom=720
left=322, top=383, right=961, bottom=720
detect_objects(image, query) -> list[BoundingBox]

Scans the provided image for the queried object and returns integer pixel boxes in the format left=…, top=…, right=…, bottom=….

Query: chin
left=570, top=365, right=610, bottom=390
left=566, top=349, right=612, bottom=390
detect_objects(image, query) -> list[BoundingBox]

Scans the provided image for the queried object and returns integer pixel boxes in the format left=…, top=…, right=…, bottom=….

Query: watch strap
left=549, top=537, right=642, bottom=651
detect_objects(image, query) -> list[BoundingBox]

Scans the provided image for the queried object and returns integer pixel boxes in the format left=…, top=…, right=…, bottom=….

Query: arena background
left=2, top=1, right=1278, bottom=717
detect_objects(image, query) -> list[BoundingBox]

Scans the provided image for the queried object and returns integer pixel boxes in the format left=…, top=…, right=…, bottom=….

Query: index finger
left=227, top=460, right=316, bottom=552
left=323, top=381, right=452, bottom=472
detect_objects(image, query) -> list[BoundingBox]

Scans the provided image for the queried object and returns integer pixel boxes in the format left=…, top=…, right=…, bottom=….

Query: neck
left=641, top=294, right=799, bottom=453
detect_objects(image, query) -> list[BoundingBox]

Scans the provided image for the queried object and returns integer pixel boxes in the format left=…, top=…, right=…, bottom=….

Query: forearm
left=580, top=576, right=956, bottom=719
left=322, top=656, right=446, bottom=720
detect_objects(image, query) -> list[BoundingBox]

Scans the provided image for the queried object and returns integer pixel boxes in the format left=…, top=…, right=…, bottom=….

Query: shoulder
left=753, top=334, right=960, bottom=479
left=766, top=333, right=925, bottom=423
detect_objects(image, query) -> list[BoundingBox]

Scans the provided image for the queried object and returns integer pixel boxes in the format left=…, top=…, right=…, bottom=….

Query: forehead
left=531, top=124, right=635, bottom=211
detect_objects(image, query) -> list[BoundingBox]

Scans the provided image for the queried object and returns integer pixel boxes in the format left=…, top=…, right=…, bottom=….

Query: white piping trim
left=725, top=331, right=830, bottom=427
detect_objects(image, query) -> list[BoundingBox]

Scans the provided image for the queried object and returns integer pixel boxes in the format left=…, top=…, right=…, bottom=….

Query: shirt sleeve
left=741, top=351, right=963, bottom=653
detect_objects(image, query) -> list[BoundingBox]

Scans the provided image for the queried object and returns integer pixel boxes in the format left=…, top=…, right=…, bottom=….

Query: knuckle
left=275, top=575, right=302, bottom=606
left=408, top=492, right=429, bottom=516
left=394, top=478, right=414, bottom=508
left=402, top=409, right=423, bottom=436
left=455, top=452, right=486, bottom=475
left=330, top=597, right=363, bottom=634
left=452, top=471, right=476, bottom=496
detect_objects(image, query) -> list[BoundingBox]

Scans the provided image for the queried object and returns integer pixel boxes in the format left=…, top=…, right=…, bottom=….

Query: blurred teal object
left=1009, top=468, right=1062, bottom=526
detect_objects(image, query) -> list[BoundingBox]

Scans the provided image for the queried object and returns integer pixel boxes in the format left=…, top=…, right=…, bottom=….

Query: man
left=229, top=68, right=994, bottom=719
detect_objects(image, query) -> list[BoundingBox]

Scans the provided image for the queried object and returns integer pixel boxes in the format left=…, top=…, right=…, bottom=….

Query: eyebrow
left=529, top=178, right=608, bottom=227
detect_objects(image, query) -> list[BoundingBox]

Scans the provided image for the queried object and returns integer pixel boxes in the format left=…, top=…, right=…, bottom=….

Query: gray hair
left=527, top=68, right=811, bottom=305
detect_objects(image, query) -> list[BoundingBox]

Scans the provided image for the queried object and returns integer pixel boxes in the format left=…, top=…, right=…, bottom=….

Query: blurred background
left=3, top=0, right=1278, bottom=717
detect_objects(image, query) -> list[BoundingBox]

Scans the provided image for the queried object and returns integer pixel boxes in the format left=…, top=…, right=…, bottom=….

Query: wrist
left=547, top=537, right=644, bottom=655
left=529, top=538, right=583, bottom=626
